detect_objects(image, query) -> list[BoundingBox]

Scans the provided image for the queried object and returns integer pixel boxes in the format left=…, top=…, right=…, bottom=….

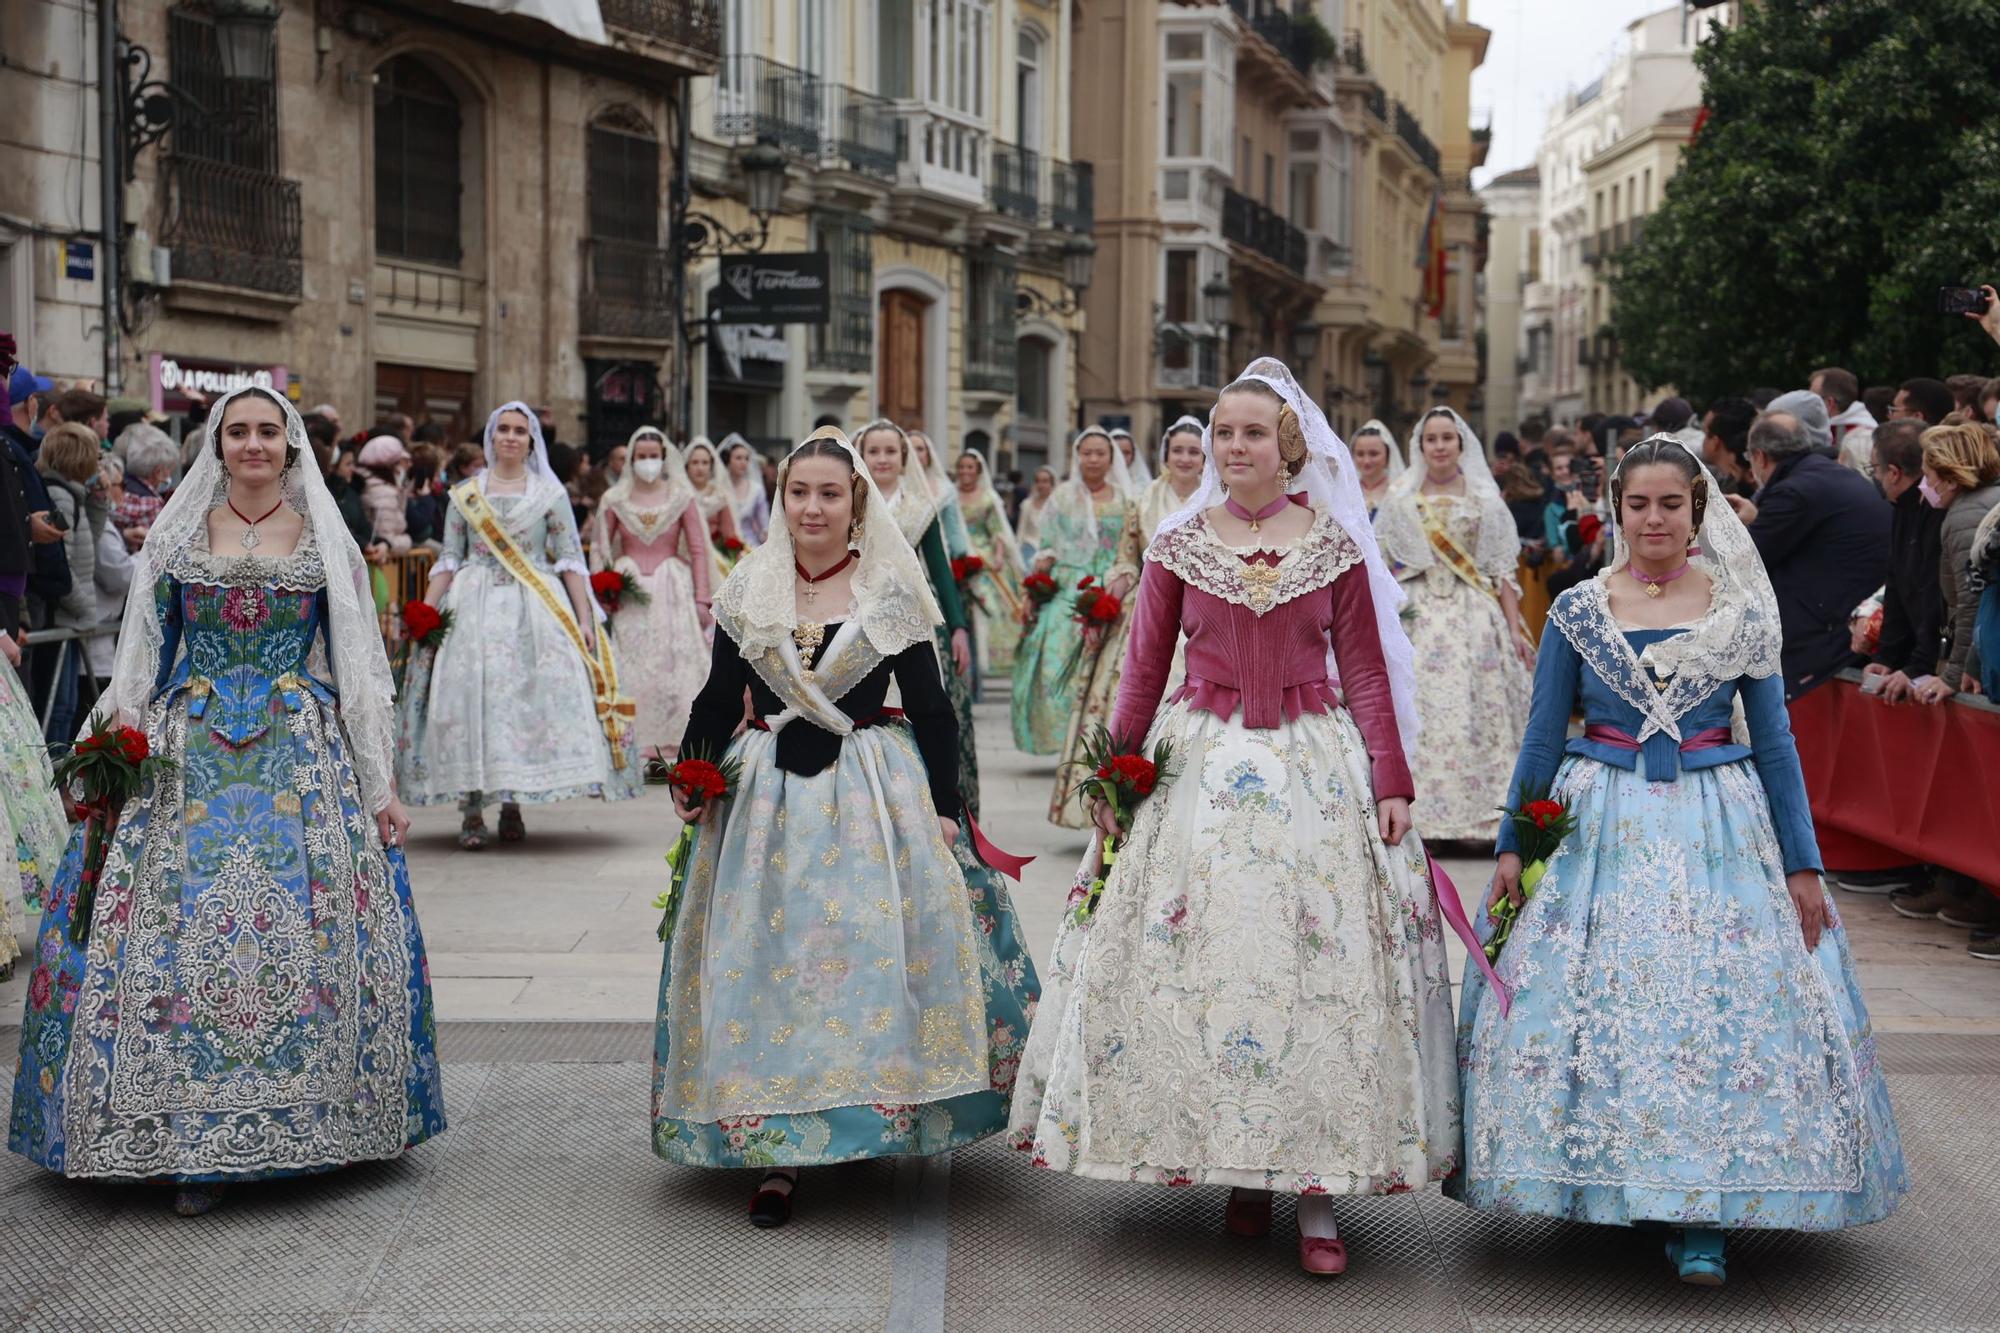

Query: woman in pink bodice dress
left=590, top=427, right=715, bottom=765
left=1008, top=360, right=1461, bottom=1279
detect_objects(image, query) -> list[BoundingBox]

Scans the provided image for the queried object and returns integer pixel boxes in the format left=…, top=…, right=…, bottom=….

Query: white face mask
left=632, top=458, right=665, bottom=483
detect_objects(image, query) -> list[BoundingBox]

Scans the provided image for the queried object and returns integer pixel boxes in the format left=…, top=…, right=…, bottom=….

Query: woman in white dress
left=1375, top=408, right=1533, bottom=842
left=1010, top=360, right=1458, bottom=1276
left=589, top=427, right=715, bottom=766
left=684, top=437, right=745, bottom=561
left=718, top=434, right=769, bottom=548
left=1113, top=426, right=1154, bottom=488
left=396, top=401, right=640, bottom=848
left=1140, top=416, right=1209, bottom=541
left=952, top=448, right=1027, bottom=675
left=1352, top=419, right=1403, bottom=521
left=1016, top=466, right=1057, bottom=565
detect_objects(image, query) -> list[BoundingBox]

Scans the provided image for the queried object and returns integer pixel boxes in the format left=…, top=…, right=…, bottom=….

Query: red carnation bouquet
left=53, top=714, right=178, bottom=945
left=716, top=534, right=747, bottom=566
left=1063, top=725, right=1177, bottom=926
left=1485, top=781, right=1578, bottom=963
left=400, top=599, right=452, bottom=651
left=950, top=553, right=988, bottom=612
left=1021, top=571, right=1058, bottom=606
left=1071, top=575, right=1123, bottom=629
left=589, top=568, right=651, bottom=614
left=653, top=741, right=744, bottom=942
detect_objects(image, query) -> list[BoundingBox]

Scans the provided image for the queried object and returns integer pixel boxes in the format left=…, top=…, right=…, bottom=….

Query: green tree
left=1612, top=0, right=2000, bottom=403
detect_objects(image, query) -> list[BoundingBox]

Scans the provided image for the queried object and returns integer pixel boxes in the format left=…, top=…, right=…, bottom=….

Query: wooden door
left=878, top=289, right=927, bottom=432
left=374, top=363, right=474, bottom=443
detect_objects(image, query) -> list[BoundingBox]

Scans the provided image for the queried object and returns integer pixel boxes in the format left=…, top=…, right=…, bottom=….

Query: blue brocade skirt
left=1447, top=756, right=1906, bottom=1230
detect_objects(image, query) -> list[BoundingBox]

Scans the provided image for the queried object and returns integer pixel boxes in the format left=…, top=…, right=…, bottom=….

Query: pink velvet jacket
left=1108, top=509, right=1415, bottom=801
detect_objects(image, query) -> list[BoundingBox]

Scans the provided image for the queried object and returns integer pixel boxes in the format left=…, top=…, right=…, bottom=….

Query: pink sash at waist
left=1582, top=724, right=1732, bottom=752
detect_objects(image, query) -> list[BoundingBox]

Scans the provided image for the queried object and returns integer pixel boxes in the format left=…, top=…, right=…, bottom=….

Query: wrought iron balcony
left=1363, top=85, right=1387, bottom=124
left=990, top=142, right=1040, bottom=223
left=1340, top=30, right=1368, bottom=75
left=828, top=84, right=899, bottom=181
left=1222, top=187, right=1308, bottom=276
left=599, top=0, right=722, bottom=60
left=964, top=323, right=1018, bottom=394
left=713, top=54, right=823, bottom=157
left=581, top=237, right=674, bottom=340
left=1392, top=100, right=1440, bottom=176
left=1049, top=159, right=1094, bottom=233
left=161, top=154, right=302, bottom=298
left=1228, top=0, right=1322, bottom=78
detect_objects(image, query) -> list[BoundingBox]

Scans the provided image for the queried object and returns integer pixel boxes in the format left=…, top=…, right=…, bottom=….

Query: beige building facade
left=1, top=0, right=720, bottom=449
left=1476, top=163, right=1537, bottom=439
left=684, top=0, right=1091, bottom=475
left=1074, top=0, right=1483, bottom=466
left=1579, top=105, right=1697, bottom=412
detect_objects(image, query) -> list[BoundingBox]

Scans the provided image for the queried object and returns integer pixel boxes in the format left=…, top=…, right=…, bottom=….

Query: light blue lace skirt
left=1447, top=756, right=1907, bottom=1230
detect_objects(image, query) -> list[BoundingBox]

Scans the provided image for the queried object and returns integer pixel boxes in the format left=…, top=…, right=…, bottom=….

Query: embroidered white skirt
left=1009, top=698, right=1461, bottom=1193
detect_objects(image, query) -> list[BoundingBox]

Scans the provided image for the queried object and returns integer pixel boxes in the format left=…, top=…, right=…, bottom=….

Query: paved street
left=3, top=695, right=1999, bottom=1330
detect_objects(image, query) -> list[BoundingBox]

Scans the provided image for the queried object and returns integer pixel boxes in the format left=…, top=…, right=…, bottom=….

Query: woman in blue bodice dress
left=651, top=427, right=1037, bottom=1230
left=1449, top=435, right=1906, bottom=1285
left=10, top=387, right=445, bottom=1216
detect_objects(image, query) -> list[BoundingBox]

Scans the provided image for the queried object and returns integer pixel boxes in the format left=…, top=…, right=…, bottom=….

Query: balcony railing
left=964, top=322, right=1018, bottom=394
left=895, top=103, right=988, bottom=205
left=713, top=53, right=822, bottom=156
left=599, top=0, right=722, bottom=59
left=826, top=84, right=899, bottom=180
left=1363, top=84, right=1388, bottom=124
left=581, top=237, right=674, bottom=340
left=1049, top=159, right=1094, bottom=233
left=161, top=154, right=302, bottom=298
left=1392, top=100, right=1440, bottom=176
left=990, top=142, right=1040, bottom=222
left=375, top=260, right=481, bottom=315
left=1339, top=30, right=1367, bottom=75
left=1227, top=0, right=1322, bottom=78
left=1222, top=187, right=1308, bottom=275
left=1157, top=330, right=1223, bottom=391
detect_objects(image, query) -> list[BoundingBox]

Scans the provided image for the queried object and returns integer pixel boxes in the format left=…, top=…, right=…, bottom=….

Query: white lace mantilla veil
left=1155, top=357, right=1420, bottom=748
left=1376, top=406, right=1518, bottom=580
left=594, top=425, right=720, bottom=588
left=99, top=385, right=400, bottom=813
left=710, top=425, right=943, bottom=662
left=465, top=399, right=590, bottom=585
left=854, top=418, right=942, bottom=547
left=1112, top=427, right=1154, bottom=487
left=683, top=435, right=731, bottom=519
left=1354, top=417, right=1406, bottom=488
left=1047, top=425, right=1138, bottom=542
left=957, top=446, right=1023, bottom=565
left=1601, top=432, right=1782, bottom=684
left=717, top=431, right=761, bottom=510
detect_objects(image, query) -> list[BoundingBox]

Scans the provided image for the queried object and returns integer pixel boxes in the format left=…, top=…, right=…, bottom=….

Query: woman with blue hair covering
left=396, top=401, right=640, bottom=848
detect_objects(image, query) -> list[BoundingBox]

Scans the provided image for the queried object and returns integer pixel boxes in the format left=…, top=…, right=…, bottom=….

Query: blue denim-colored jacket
left=1496, top=584, right=1824, bottom=875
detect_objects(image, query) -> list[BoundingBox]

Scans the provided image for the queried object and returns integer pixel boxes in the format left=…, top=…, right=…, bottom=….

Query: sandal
left=749, top=1170, right=796, bottom=1229
left=498, top=804, right=526, bottom=843
left=458, top=816, right=489, bottom=851
left=173, top=1183, right=225, bottom=1217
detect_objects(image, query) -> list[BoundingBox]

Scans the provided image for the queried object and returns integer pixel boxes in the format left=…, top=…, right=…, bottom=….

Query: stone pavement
left=2, top=696, right=1999, bottom=1330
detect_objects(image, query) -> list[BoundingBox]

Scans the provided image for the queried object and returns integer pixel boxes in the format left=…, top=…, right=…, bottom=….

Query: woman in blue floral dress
left=10, top=387, right=445, bottom=1216
left=652, top=427, right=1037, bottom=1229
left=1449, top=436, right=1906, bottom=1285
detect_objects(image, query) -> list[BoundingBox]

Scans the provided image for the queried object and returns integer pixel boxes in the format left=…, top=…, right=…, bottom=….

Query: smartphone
left=45, top=509, right=68, bottom=533
left=1939, top=286, right=1992, bottom=316
left=1859, top=672, right=1888, bottom=696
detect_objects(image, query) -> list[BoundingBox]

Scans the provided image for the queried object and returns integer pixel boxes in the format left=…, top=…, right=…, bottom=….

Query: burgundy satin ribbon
left=966, top=813, right=1034, bottom=881
left=1426, top=852, right=1512, bottom=1019
left=1582, top=724, right=1731, bottom=752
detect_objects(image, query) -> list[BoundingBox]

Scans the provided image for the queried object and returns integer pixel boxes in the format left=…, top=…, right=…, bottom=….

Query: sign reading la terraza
left=712, top=253, right=831, bottom=326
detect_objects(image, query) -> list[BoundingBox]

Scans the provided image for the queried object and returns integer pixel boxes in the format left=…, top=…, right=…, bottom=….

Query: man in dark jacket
left=1730, top=408, right=1891, bottom=697
left=1862, top=419, right=1944, bottom=701
left=2, top=366, right=70, bottom=640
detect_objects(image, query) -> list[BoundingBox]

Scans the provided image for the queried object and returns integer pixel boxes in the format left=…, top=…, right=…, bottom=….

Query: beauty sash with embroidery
left=450, top=480, right=636, bottom=767
left=1420, top=497, right=1499, bottom=605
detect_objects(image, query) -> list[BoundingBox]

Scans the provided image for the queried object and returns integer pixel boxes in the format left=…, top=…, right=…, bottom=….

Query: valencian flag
left=1418, top=187, right=1447, bottom=320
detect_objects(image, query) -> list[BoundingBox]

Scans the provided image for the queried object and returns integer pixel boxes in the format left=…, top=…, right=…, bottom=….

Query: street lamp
left=679, top=137, right=789, bottom=261
left=1288, top=320, right=1321, bottom=366
left=1018, top=236, right=1097, bottom=318
left=1201, top=278, right=1234, bottom=328
left=209, top=0, right=281, bottom=81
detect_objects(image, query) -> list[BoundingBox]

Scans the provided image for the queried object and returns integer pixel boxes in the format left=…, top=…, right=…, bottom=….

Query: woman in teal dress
left=651, top=427, right=1037, bottom=1228
left=1449, top=436, right=1906, bottom=1285
left=1010, top=427, right=1138, bottom=756
left=10, top=387, right=445, bottom=1216
left=855, top=420, right=979, bottom=818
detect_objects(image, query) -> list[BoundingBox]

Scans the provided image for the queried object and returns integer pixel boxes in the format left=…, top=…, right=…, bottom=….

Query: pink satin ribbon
left=966, top=813, right=1034, bottom=881
left=1582, top=724, right=1731, bottom=752
left=1427, top=852, right=1511, bottom=1019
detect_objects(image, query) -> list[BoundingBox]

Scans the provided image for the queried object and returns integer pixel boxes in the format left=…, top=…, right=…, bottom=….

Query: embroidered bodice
left=1503, top=583, right=1823, bottom=874
left=151, top=536, right=334, bottom=736
left=1113, top=509, right=1413, bottom=800
left=681, top=622, right=962, bottom=820
left=436, top=489, right=587, bottom=578
left=601, top=494, right=709, bottom=588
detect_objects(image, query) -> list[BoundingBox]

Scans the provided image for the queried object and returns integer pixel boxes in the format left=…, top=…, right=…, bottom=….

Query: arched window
left=374, top=57, right=463, bottom=266
left=588, top=109, right=660, bottom=246
left=1015, top=26, right=1043, bottom=152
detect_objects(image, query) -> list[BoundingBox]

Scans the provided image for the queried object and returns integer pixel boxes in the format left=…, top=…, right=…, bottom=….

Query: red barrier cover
left=1790, top=676, right=2000, bottom=884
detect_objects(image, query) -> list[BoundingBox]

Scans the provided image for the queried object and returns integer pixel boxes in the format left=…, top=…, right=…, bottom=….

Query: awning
left=448, top=0, right=605, bottom=45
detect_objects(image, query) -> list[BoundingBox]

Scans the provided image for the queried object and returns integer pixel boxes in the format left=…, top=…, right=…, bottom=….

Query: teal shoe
left=1666, top=1227, right=1726, bottom=1286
